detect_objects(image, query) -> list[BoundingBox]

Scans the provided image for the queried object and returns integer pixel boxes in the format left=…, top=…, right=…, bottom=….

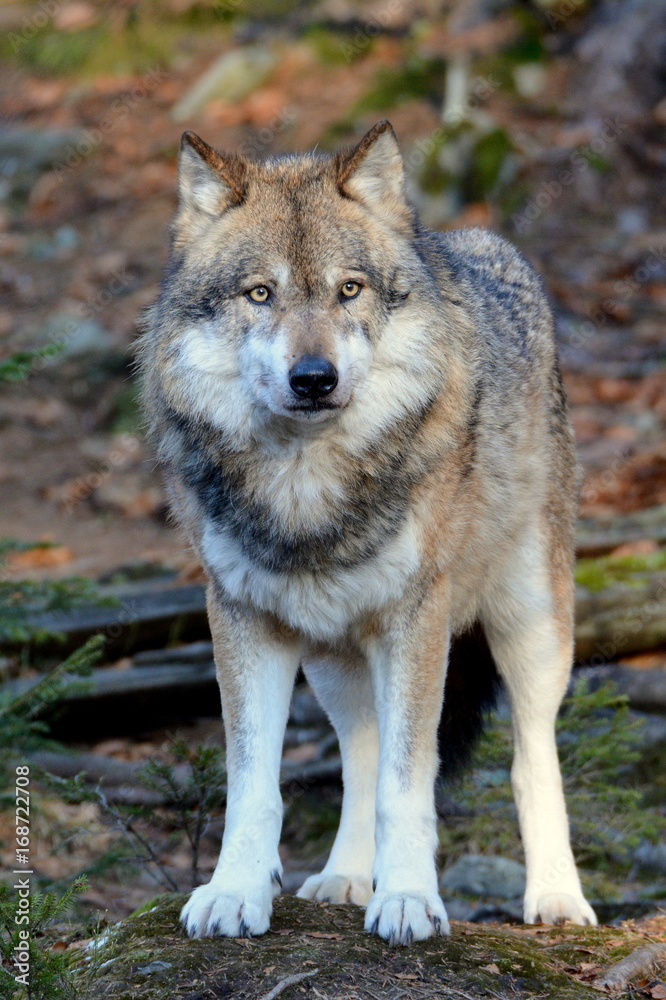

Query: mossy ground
left=575, top=547, right=666, bottom=591
left=72, top=892, right=648, bottom=999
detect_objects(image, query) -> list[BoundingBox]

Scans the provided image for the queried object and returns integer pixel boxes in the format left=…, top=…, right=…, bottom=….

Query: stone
left=439, top=854, right=526, bottom=899
left=171, top=45, right=278, bottom=122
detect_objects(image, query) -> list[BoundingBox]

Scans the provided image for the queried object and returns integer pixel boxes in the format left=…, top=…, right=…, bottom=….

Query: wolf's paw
left=297, top=873, right=373, bottom=906
left=364, top=892, right=450, bottom=946
left=525, top=892, right=597, bottom=927
left=180, top=880, right=275, bottom=938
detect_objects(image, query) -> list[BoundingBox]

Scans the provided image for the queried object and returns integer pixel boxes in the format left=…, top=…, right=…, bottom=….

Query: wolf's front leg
left=181, top=588, right=300, bottom=938
left=363, top=579, right=451, bottom=945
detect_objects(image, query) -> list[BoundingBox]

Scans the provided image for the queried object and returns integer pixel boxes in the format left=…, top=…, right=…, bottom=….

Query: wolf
left=139, top=120, right=597, bottom=945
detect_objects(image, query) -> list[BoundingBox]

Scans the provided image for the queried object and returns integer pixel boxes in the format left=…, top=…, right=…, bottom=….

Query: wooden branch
left=257, top=969, right=319, bottom=1000
left=598, top=943, right=666, bottom=992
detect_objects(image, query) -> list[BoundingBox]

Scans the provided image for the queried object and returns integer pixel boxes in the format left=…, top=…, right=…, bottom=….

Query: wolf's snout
left=289, top=355, right=338, bottom=400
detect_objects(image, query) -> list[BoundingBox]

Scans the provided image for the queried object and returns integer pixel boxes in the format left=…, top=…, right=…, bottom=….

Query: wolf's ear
left=178, top=131, right=246, bottom=216
left=337, top=121, right=410, bottom=225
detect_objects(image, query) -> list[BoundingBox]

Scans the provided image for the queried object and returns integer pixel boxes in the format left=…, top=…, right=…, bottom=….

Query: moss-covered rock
left=73, top=892, right=649, bottom=999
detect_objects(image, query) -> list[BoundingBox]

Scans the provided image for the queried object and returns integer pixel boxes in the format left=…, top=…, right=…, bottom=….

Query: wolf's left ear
left=178, top=131, right=247, bottom=216
left=337, top=121, right=410, bottom=225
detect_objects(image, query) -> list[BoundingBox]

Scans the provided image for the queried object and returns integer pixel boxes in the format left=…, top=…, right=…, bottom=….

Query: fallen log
left=20, top=580, right=208, bottom=657
left=574, top=571, right=666, bottom=663
left=5, top=559, right=666, bottom=734
left=578, top=664, right=666, bottom=713
left=8, top=660, right=219, bottom=737
left=26, top=747, right=342, bottom=805
left=576, top=504, right=666, bottom=557
left=8, top=598, right=666, bottom=736
left=9, top=516, right=666, bottom=667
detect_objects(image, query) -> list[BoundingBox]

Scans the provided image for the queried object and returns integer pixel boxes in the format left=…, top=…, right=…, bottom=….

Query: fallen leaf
left=8, top=545, right=73, bottom=569
left=647, top=983, right=666, bottom=999
left=481, top=964, right=501, bottom=974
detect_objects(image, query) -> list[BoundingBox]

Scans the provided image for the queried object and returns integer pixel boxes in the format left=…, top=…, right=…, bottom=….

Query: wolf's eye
left=340, top=281, right=361, bottom=300
left=247, top=286, right=271, bottom=304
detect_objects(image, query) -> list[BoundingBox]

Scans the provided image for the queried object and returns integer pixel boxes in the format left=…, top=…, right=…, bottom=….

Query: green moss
left=72, top=893, right=651, bottom=1000
left=575, top=547, right=666, bottom=592
left=304, top=25, right=374, bottom=65
left=580, top=149, right=613, bottom=174
left=108, top=380, right=142, bottom=434
left=1, top=8, right=230, bottom=78
left=354, top=55, right=447, bottom=115
left=466, top=127, right=514, bottom=201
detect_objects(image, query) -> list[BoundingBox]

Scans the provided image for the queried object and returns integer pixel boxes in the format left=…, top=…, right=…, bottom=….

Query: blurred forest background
left=1, top=0, right=666, bottom=993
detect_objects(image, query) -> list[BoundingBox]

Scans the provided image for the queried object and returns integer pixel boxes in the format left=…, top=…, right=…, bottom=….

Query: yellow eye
left=340, top=280, right=361, bottom=299
left=247, top=286, right=270, bottom=303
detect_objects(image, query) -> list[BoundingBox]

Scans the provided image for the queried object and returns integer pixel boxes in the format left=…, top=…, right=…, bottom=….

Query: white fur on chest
left=202, top=516, right=421, bottom=641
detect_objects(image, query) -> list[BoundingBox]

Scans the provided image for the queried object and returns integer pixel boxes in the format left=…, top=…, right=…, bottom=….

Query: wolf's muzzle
left=289, top=355, right=338, bottom=400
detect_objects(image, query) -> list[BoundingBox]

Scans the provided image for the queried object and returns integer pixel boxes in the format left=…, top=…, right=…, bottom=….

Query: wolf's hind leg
left=297, top=654, right=377, bottom=906
left=483, top=533, right=597, bottom=927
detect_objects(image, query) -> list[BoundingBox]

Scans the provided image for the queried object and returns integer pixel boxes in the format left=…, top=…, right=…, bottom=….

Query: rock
left=439, top=854, right=526, bottom=899
left=171, top=46, right=278, bottom=122
left=71, top=892, right=655, bottom=999
left=0, top=126, right=89, bottom=197
left=26, top=225, right=79, bottom=260
left=41, top=312, right=114, bottom=359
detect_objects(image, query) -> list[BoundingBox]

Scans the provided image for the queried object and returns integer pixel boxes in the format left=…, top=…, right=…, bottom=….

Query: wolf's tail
left=437, top=622, right=502, bottom=780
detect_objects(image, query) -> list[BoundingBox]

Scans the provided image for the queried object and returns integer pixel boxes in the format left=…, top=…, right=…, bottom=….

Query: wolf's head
left=154, top=122, right=449, bottom=443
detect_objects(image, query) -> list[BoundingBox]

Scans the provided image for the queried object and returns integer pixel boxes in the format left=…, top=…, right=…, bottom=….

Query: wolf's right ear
left=337, top=121, right=410, bottom=227
left=178, top=131, right=247, bottom=216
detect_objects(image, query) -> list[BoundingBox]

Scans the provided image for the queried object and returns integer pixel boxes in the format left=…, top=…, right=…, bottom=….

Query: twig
left=95, top=786, right=178, bottom=891
left=599, top=943, right=666, bottom=992
left=257, top=968, right=319, bottom=1000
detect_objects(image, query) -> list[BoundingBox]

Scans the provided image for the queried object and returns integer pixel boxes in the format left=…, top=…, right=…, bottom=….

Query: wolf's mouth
left=285, top=400, right=341, bottom=414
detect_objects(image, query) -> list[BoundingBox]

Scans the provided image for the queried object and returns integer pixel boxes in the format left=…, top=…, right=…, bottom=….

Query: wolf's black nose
left=289, top=355, right=338, bottom=399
